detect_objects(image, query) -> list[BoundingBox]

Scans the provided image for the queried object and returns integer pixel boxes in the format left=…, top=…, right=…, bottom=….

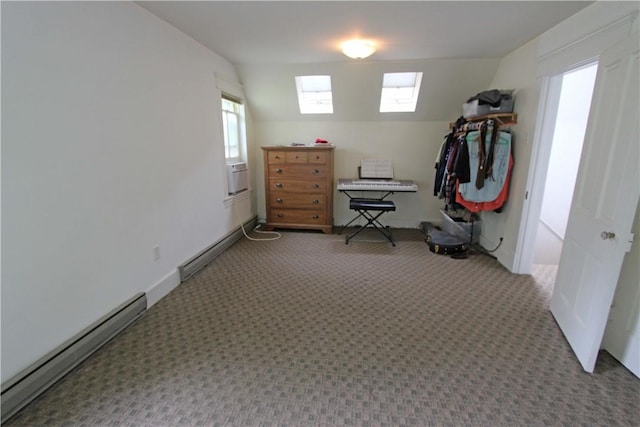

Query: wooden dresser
left=262, top=145, right=335, bottom=234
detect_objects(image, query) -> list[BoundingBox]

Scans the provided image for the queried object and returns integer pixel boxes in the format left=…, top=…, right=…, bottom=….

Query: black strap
left=475, top=121, right=486, bottom=189
left=484, top=120, right=499, bottom=179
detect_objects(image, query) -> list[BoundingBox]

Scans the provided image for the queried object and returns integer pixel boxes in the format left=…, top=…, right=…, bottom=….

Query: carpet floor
left=5, top=228, right=639, bottom=426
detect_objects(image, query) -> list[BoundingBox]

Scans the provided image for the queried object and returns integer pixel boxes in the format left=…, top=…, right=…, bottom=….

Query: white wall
left=253, top=121, right=449, bottom=228
left=533, top=222, right=563, bottom=265
left=1, top=2, right=253, bottom=382
left=240, top=57, right=501, bottom=230
left=477, top=37, right=541, bottom=267
left=483, top=1, right=639, bottom=272
left=4, top=0, right=636, bottom=385
left=238, top=59, right=500, bottom=122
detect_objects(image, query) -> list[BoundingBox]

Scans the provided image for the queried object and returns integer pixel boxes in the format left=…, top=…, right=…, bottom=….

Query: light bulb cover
left=342, top=39, right=376, bottom=59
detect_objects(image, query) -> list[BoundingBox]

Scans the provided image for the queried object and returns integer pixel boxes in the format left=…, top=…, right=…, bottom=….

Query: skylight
left=295, top=75, right=333, bottom=114
left=379, top=72, right=423, bottom=113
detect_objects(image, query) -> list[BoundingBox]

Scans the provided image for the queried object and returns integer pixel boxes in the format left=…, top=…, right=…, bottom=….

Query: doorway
left=528, top=62, right=599, bottom=275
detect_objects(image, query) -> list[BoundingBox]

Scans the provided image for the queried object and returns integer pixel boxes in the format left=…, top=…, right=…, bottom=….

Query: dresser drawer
left=269, top=178, right=326, bottom=193
left=268, top=164, right=327, bottom=177
left=270, top=193, right=325, bottom=208
left=309, top=151, right=328, bottom=164
left=270, top=209, right=326, bottom=225
left=286, top=151, right=308, bottom=163
left=267, top=151, right=286, bottom=164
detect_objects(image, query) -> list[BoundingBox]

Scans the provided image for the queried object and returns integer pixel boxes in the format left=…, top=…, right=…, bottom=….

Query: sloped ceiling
left=237, top=58, right=501, bottom=122
left=138, top=1, right=593, bottom=121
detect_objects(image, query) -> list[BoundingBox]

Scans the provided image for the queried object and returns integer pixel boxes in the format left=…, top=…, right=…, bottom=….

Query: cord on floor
left=240, top=222, right=281, bottom=241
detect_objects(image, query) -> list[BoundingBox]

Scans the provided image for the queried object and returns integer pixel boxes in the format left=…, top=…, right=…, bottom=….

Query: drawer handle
left=275, top=183, right=283, bottom=188
left=312, top=169, right=320, bottom=174
left=312, top=215, right=320, bottom=219
left=276, top=198, right=283, bottom=203
left=275, top=168, right=282, bottom=173
left=312, top=199, right=319, bottom=204
left=295, top=155, right=300, bottom=159
left=274, top=155, right=280, bottom=159
left=312, top=184, right=320, bottom=188
left=277, top=213, right=283, bottom=218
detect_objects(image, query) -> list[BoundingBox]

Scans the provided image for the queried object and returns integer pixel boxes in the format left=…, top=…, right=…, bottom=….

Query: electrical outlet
left=153, top=245, right=160, bottom=261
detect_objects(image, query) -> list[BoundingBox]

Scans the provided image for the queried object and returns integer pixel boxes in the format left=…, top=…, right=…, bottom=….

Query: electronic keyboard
left=337, top=179, right=418, bottom=192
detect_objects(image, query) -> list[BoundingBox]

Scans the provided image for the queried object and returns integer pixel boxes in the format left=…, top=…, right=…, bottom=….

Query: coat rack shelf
left=449, top=113, right=518, bottom=129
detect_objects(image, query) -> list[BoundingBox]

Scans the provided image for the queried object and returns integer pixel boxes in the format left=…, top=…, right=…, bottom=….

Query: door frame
left=512, top=6, right=637, bottom=275
left=513, top=75, right=560, bottom=275
left=513, top=60, right=598, bottom=274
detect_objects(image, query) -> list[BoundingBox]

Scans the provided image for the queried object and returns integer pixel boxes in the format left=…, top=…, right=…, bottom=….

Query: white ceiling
left=137, top=1, right=593, bottom=65
left=136, top=1, right=594, bottom=122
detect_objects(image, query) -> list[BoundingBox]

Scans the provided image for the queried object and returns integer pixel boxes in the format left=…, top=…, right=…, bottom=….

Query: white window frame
left=221, top=94, right=245, bottom=164
left=379, top=72, right=423, bottom=113
left=295, top=75, right=334, bottom=114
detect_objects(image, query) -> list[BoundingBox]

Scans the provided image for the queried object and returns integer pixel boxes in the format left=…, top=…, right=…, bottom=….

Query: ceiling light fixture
left=341, top=39, right=376, bottom=59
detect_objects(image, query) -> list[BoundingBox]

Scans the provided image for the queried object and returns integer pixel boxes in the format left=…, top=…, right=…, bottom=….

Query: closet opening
left=530, top=62, right=598, bottom=281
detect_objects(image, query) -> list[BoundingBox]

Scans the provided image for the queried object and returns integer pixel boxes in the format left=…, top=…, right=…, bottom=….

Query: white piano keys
left=337, top=179, right=418, bottom=192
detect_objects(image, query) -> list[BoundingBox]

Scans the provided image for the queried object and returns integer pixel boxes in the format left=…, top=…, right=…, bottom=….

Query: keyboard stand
left=337, top=179, right=417, bottom=246
left=343, top=198, right=396, bottom=246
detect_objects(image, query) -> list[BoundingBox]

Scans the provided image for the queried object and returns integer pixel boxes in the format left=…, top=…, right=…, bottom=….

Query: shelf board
left=449, top=113, right=518, bottom=129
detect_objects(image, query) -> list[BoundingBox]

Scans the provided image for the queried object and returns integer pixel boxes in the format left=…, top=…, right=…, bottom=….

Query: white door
left=550, top=34, right=639, bottom=373
left=602, top=201, right=640, bottom=377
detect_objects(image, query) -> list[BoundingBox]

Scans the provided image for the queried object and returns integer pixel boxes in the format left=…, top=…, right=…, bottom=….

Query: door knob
left=600, top=231, right=616, bottom=240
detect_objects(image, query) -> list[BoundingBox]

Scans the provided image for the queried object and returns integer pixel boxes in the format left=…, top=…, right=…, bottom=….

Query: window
left=221, top=94, right=244, bottom=163
left=295, top=75, right=333, bottom=114
left=379, top=72, right=423, bottom=113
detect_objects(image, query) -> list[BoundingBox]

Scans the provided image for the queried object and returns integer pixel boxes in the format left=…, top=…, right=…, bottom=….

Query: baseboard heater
left=1, top=293, right=147, bottom=423
left=179, top=216, right=258, bottom=282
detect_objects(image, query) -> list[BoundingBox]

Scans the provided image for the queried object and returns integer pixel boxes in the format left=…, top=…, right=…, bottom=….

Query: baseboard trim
left=146, top=270, right=180, bottom=308
left=1, top=293, right=147, bottom=423
left=178, top=216, right=258, bottom=282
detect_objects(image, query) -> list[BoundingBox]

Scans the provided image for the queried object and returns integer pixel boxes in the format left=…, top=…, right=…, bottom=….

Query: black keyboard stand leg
left=338, top=211, right=365, bottom=235
left=345, top=209, right=395, bottom=246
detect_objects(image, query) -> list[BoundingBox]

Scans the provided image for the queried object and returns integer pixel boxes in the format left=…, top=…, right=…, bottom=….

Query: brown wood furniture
left=261, top=145, right=335, bottom=233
